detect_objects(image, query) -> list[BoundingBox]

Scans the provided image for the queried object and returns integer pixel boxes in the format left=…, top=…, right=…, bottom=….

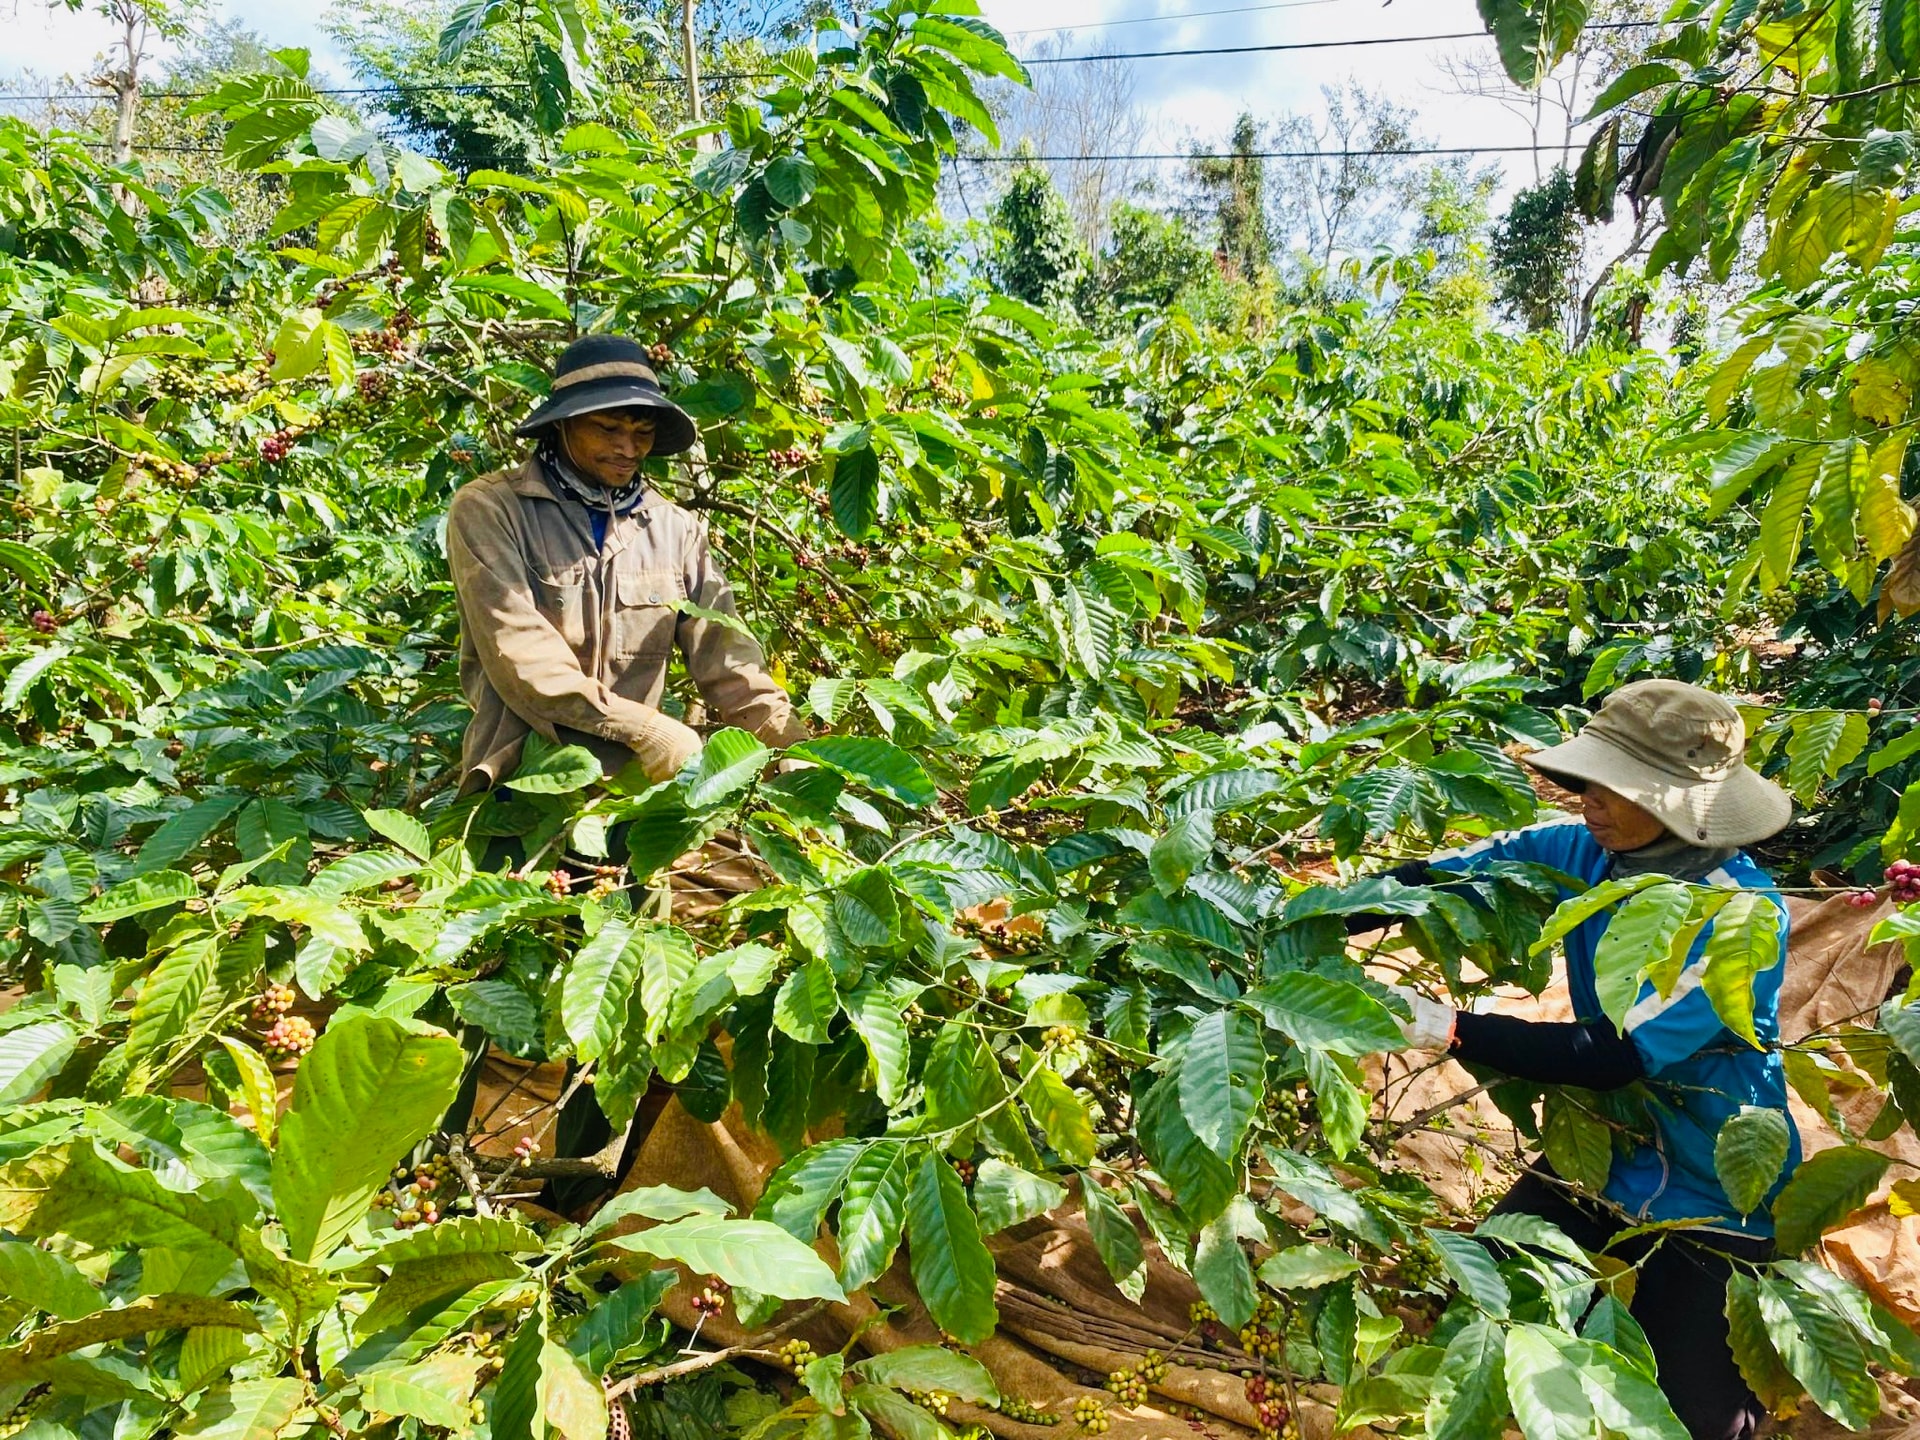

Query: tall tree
left=990, top=159, right=1088, bottom=311
left=1491, top=167, right=1584, bottom=335
left=1263, top=83, right=1425, bottom=275
left=987, top=38, right=1147, bottom=255
left=1189, top=112, right=1270, bottom=282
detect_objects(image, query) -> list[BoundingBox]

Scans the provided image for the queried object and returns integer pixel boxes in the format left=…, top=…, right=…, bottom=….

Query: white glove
left=1388, top=984, right=1456, bottom=1052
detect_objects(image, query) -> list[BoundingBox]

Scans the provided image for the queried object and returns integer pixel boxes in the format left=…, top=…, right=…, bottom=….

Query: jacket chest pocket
left=613, top=567, right=684, bottom=659
left=534, top=561, right=592, bottom=652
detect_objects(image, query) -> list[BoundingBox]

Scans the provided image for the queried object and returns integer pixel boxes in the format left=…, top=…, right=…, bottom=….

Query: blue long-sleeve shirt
left=1430, top=818, right=1800, bottom=1238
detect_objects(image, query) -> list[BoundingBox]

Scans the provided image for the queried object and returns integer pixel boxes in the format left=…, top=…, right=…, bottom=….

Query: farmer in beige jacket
left=446, top=334, right=807, bottom=792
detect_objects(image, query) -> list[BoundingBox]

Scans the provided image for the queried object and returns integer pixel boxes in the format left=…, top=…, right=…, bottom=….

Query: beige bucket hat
left=1524, top=679, right=1792, bottom=848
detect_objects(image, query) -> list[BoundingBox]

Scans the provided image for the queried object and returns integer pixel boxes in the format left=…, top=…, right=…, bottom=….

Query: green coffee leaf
left=1715, top=1106, right=1792, bottom=1215
left=852, top=1345, right=998, bottom=1403
left=1178, top=1008, right=1263, bottom=1160
left=0, top=1240, right=100, bottom=1320
left=1080, top=1172, right=1146, bottom=1300
left=605, top=1214, right=845, bottom=1302
left=1426, top=1229, right=1509, bottom=1319
left=1540, top=1090, right=1612, bottom=1194
left=271, top=1016, right=464, bottom=1264
left=836, top=1139, right=915, bottom=1291
left=1258, top=1245, right=1363, bottom=1291
left=175, top=1376, right=306, bottom=1440
left=1756, top=1273, right=1880, bottom=1429
left=1503, top=1324, right=1592, bottom=1440
left=559, top=919, right=643, bottom=1063
left=972, top=1159, right=1066, bottom=1234
left=1024, top=1065, right=1095, bottom=1167
left=1243, top=972, right=1404, bottom=1056
left=1772, top=1145, right=1889, bottom=1255
left=905, top=1149, right=997, bottom=1342
left=788, top=736, right=936, bottom=807
left=687, top=728, right=771, bottom=808
left=81, top=869, right=197, bottom=921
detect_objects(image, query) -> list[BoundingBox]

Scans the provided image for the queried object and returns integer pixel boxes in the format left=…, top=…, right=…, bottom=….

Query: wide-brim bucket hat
left=1523, top=679, right=1792, bottom=848
left=514, top=334, right=697, bottom=455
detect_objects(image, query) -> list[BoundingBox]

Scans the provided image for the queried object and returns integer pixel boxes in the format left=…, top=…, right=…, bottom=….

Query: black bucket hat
left=514, top=334, right=698, bottom=455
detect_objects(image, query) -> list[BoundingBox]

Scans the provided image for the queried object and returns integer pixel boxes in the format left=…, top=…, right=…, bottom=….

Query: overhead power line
left=0, top=74, right=770, bottom=104
left=1021, top=19, right=1663, bottom=65
left=2, top=14, right=1672, bottom=105
left=964, top=143, right=1580, bottom=162
left=1008, top=0, right=1343, bottom=37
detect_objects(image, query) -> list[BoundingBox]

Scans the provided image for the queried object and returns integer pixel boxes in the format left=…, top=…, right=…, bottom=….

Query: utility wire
left=1, top=15, right=1673, bottom=103
left=1021, top=19, right=1663, bottom=65
left=966, top=144, right=1579, bottom=162
left=0, top=74, right=771, bottom=104
left=1007, top=0, right=1343, bottom=36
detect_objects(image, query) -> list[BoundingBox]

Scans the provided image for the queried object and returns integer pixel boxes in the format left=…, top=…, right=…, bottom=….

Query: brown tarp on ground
left=155, top=860, right=1906, bottom=1437
left=508, top=889, right=1920, bottom=1440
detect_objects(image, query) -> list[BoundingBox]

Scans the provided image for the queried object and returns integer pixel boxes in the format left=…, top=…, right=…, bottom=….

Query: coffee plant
left=0, top=0, right=1918, bottom=1437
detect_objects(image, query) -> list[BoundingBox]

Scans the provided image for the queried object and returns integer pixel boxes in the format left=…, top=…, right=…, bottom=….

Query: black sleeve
left=1450, top=1010, right=1645, bottom=1089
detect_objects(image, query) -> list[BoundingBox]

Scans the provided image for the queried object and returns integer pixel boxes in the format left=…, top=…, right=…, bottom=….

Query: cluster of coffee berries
left=351, top=317, right=415, bottom=357
left=1188, top=1299, right=1218, bottom=1326
left=410, top=1154, right=455, bottom=1194
left=258, top=430, right=298, bottom=463
left=777, top=1338, right=816, bottom=1372
left=1136, top=1350, right=1167, bottom=1384
left=129, top=452, right=202, bottom=488
left=1041, top=1024, right=1079, bottom=1049
left=648, top=343, right=673, bottom=367
left=1265, top=1083, right=1314, bottom=1131
left=29, top=610, right=58, bottom=635
left=951, top=908, right=1043, bottom=957
left=0, top=1386, right=45, bottom=1439
left=545, top=869, right=574, bottom=899
left=925, top=365, right=967, bottom=408
left=1887, top=859, right=1920, bottom=904
left=1104, top=1368, right=1148, bottom=1406
left=512, top=1135, right=540, bottom=1165
left=584, top=864, right=624, bottom=901
left=392, top=1194, right=441, bottom=1228
left=1237, top=1322, right=1283, bottom=1359
left=1242, top=1376, right=1295, bottom=1440
left=691, top=1278, right=730, bottom=1317
left=766, top=446, right=813, bottom=469
left=262, top=1015, right=316, bottom=1062
left=374, top=1162, right=447, bottom=1228
left=1071, top=1396, right=1109, bottom=1434
left=907, top=1391, right=951, bottom=1416
left=251, top=983, right=296, bottom=1026
left=1845, top=888, right=1880, bottom=908
left=1394, top=1242, right=1444, bottom=1291
left=466, top=1399, right=488, bottom=1426
left=994, top=1396, right=1058, bottom=1426
left=951, top=1157, right=977, bottom=1186
left=154, top=365, right=264, bottom=402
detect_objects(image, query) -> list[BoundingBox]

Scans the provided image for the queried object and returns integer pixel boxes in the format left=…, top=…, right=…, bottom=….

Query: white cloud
left=0, top=0, right=347, bottom=86
left=978, top=0, right=1593, bottom=180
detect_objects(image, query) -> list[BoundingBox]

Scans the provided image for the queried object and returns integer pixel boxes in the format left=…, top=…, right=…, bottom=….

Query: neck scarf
left=536, top=434, right=650, bottom=519
left=1608, top=829, right=1739, bottom=883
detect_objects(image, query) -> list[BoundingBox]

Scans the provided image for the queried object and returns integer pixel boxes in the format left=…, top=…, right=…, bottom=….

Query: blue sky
left=4, top=0, right=1571, bottom=183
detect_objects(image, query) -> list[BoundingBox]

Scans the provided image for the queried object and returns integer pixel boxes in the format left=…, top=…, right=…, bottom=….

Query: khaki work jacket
left=446, top=457, right=806, bottom=791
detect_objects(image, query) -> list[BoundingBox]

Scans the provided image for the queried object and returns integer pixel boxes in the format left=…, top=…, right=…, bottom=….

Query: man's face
left=1580, top=782, right=1668, bottom=853
left=558, top=409, right=657, bottom=486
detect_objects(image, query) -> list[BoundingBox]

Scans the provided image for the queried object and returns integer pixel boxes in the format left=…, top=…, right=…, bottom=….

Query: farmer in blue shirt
left=1381, top=680, right=1797, bottom=1440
